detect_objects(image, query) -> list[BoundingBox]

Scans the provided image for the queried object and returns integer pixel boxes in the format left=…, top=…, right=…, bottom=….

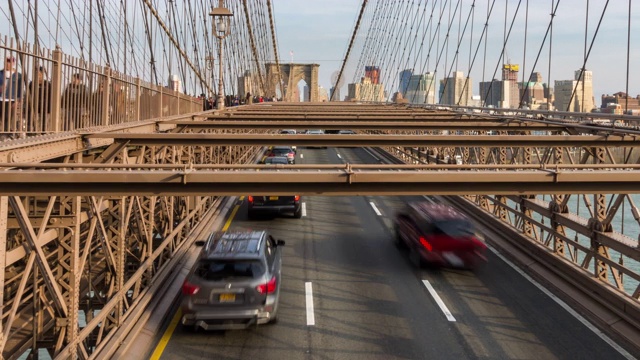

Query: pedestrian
left=0, top=56, right=23, bottom=138
left=61, top=73, right=89, bottom=130
left=27, top=66, right=51, bottom=133
left=245, top=92, right=253, bottom=104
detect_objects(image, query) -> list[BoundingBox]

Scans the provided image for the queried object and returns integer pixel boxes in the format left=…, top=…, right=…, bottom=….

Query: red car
left=393, top=202, right=487, bottom=269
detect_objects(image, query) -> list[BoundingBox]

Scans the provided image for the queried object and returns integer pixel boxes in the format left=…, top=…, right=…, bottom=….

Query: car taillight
left=256, top=276, right=277, bottom=294
left=182, top=280, right=200, bottom=296
left=248, top=196, right=254, bottom=203
left=419, top=236, right=432, bottom=251
left=471, top=237, right=486, bottom=249
left=294, top=195, right=300, bottom=201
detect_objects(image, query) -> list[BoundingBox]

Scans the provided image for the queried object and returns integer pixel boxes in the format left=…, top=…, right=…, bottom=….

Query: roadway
left=153, top=146, right=631, bottom=360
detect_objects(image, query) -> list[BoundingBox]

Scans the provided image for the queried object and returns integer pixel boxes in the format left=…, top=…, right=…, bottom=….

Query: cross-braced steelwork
left=2, top=0, right=640, bottom=358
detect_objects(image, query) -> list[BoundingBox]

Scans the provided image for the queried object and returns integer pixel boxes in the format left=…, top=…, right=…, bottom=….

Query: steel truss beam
left=84, top=133, right=640, bottom=147
left=165, top=120, right=565, bottom=132
left=0, top=168, right=639, bottom=195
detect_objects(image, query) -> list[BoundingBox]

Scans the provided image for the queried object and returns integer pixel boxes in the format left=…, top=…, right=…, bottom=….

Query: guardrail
left=1, top=34, right=202, bottom=139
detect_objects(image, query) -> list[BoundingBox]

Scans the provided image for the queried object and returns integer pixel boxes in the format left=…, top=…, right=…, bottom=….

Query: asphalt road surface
left=155, top=146, right=633, bottom=360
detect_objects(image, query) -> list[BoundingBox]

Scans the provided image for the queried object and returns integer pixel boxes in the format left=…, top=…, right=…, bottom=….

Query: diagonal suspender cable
left=332, top=0, right=368, bottom=101
left=241, top=0, right=266, bottom=95
left=142, top=0, right=212, bottom=94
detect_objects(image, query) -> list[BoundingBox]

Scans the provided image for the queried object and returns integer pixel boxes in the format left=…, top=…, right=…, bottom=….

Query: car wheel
left=409, top=249, right=424, bottom=268
left=393, top=224, right=406, bottom=248
left=293, top=207, right=302, bottom=219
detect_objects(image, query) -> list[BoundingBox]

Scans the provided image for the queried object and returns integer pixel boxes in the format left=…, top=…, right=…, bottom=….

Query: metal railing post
left=101, top=67, right=111, bottom=126
left=135, top=78, right=141, bottom=121
left=159, top=85, right=164, bottom=118
left=50, top=47, right=63, bottom=132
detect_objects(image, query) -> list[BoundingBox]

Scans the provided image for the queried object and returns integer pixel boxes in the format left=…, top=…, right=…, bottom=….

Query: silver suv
left=181, top=230, right=285, bottom=330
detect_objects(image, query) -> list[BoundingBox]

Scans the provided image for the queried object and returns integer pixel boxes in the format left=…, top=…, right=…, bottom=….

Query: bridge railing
left=0, top=35, right=202, bottom=139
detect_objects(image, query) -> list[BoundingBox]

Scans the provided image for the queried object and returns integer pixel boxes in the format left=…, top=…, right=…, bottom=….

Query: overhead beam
left=0, top=169, right=639, bottom=195
left=164, top=120, right=562, bottom=131
left=84, top=133, right=640, bottom=147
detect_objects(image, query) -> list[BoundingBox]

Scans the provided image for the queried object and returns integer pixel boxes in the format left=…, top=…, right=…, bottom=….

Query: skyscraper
left=365, top=66, right=380, bottom=84
left=439, top=71, right=471, bottom=106
left=554, top=69, right=594, bottom=112
left=399, top=69, right=413, bottom=96
left=405, top=72, right=436, bottom=104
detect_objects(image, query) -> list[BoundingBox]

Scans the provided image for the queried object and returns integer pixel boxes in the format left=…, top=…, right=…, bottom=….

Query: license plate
left=269, top=196, right=279, bottom=200
left=219, top=293, right=236, bottom=302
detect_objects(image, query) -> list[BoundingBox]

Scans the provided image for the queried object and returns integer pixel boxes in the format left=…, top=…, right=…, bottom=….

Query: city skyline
left=273, top=0, right=640, bottom=102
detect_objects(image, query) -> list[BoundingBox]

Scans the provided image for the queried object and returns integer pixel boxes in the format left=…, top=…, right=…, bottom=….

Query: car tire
left=410, top=249, right=424, bottom=268
left=393, top=224, right=406, bottom=248
left=293, top=207, right=302, bottom=219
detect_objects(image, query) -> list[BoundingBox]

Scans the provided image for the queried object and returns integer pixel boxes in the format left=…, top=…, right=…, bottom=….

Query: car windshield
left=279, top=130, right=296, bottom=134
left=307, top=130, right=323, bottom=134
left=429, top=220, right=475, bottom=237
left=265, top=157, right=288, bottom=164
left=195, top=260, right=265, bottom=280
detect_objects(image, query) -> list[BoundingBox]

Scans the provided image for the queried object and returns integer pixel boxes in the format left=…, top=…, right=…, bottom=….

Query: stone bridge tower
left=266, top=63, right=320, bottom=102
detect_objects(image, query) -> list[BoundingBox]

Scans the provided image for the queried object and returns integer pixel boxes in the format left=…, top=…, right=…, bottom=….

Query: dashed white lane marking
left=305, top=282, right=315, bottom=326
left=489, top=247, right=634, bottom=359
left=300, top=153, right=304, bottom=159
left=422, top=280, right=456, bottom=322
left=369, top=201, right=382, bottom=216
left=301, top=202, right=307, bottom=217
left=363, top=147, right=381, bottom=162
left=337, top=153, right=342, bottom=159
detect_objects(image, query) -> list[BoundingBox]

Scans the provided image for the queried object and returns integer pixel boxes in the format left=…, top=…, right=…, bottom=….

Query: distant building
left=518, top=72, right=551, bottom=110
left=601, top=92, right=640, bottom=113
left=399, top=69, right=413, bottom=96
left=303, top=85, right=310, bottom=101
left=554, top=69, right=595, bottom=112
left=329, top=86, right=341, bottom=101
left=439, top=71, right=471, bottom=106
left=479, top=79, right=503, bottom=108
left=478, top=64, right=520, bottom=108
left=365, top=66, right=380, bottom=84
left=317, top=86, right=329, bottom=102
left=405, top=72, right=436, bottom=104
left=347, top=77, right=385, bottom=102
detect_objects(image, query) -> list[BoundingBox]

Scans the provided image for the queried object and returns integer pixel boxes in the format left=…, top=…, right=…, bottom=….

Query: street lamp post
left=210, top=0, right=233, bottom=110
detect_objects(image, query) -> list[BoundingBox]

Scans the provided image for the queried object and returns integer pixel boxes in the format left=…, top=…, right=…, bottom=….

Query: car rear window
left=272, top=149, right=291, bottom=155
left=426, top=220, right=475, bottom=237
left=195, top=260, right=265, bottom=280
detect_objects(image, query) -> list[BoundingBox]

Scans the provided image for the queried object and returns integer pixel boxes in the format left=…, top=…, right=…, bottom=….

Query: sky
left=1, top=0, right=638, bottom=103
left=272, top=1, right=362, bottom=95
left=272, top=0, right=640, bottom=103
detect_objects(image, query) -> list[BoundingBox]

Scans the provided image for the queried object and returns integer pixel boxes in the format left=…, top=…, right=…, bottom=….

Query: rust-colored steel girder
left=166, top=120, right=562, bottom=131
left=85, top=133, right=640, bottom=147
left=1, top=168, right=639, bottom=195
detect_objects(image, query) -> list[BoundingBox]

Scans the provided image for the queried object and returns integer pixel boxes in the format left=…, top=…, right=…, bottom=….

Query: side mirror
left=195, top=240, right=206, bottom=247
left=276, top=239, right=285, bottom=246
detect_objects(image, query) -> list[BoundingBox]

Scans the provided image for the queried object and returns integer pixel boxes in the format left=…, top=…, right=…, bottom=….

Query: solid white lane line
left=301, top=202, right=307, bottom=217
left=369, top=201, right=382, bottom=216
left=422, top=280, right=456, bottom=322
left=488, top=247, right=634, bottom=359
left=305, top=282, right=315, bottom=326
